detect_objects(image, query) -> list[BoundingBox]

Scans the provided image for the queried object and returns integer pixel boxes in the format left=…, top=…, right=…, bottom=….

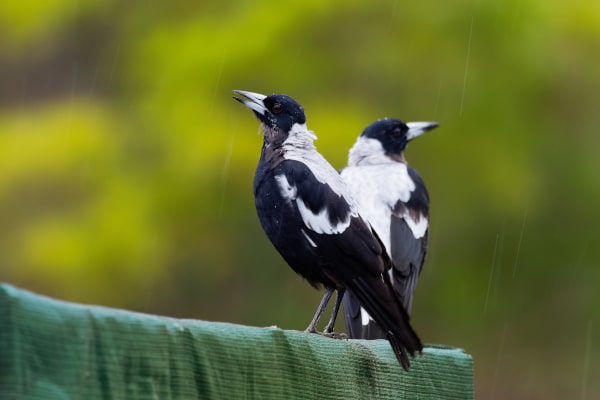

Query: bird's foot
left=304, top=328, right=347, bottom=340
left=322, top=331, right=348, bottom=340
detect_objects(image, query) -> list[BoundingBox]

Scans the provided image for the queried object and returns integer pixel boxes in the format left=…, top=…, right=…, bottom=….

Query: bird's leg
left=305, top=287, right=334, bottom=334
left=322, top=288, right=348, bottom=340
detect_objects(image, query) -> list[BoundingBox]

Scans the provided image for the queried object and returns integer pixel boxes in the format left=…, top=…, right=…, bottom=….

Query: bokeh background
left=1, top=0, right=599, bottom=398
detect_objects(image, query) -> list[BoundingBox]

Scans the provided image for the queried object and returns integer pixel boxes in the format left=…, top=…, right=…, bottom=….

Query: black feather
left=236, top=91, right=423, bottom=370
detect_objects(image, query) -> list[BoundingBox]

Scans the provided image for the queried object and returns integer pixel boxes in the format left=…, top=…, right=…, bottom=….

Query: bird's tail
left=342, top=290, right=387, bottom=340
left=347, top=276, right=422, bottom=370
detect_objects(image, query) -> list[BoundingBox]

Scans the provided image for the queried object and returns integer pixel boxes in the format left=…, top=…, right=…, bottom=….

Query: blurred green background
left=1, top=0, right=599, bottom=398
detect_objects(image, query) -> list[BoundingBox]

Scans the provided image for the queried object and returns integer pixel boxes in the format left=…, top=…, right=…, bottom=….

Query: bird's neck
left=282, top=123, right=317, bottom=152
left=348, top=145, right=405, bottom=166
left=260, top=123, right=318, bottom=168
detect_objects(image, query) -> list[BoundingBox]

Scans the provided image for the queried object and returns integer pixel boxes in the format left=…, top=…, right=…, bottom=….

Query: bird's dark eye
left=392, top=127, right=403, bottom=137
left=272, top=103, right=282, bottom=114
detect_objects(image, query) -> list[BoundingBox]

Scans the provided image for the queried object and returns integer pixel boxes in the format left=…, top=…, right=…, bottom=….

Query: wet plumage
left=234, top=91, right=422, bottom=369
left=342, top=118, right=438, bottom=340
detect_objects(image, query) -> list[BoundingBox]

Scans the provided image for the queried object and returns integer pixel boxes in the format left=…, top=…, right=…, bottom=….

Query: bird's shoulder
left=271, top=159, right=357, bottom=235
left=393, top=166, right=429, bottom=218
left=343, top=162, right=420, bottom=211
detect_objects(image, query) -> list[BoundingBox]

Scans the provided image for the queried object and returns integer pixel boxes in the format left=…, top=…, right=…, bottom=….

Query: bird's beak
left=233, top=90, right=268, bottom=115
left=406, top=122, right=439, bottom=141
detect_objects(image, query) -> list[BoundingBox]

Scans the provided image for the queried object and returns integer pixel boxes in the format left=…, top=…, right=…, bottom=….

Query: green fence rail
left=0, top=283, right=473, bottom=399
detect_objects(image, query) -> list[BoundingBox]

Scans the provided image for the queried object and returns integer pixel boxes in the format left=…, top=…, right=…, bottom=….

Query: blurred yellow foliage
left=0, top=0, right=599, bottom=398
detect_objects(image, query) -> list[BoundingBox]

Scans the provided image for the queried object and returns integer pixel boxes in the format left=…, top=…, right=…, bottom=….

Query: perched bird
left=233, top=90, right=422, bottom=370
left=342, top=118, right=438, bottom=340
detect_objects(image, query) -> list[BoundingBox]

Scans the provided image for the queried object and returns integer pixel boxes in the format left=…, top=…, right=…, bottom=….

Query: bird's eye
left=392, top=128, right=403, bottom=137
left=272, top=103, right=282, bottom=114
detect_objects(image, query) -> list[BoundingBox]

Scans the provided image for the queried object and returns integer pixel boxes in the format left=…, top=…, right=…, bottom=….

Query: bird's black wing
left=271, top=160, right=422, bottom=368
left=390, top=217, right=428, bottom=313
left=390, top=166, right=429, bottom=315
left=343, top=270, right=387, bottom=340
left=255, top=159, right=385, bottom=288
left=271, top=160, right=386, bottom=278
left=342, top=215, right=427, bottom=337
left=313, top=217, right=422, bottom=369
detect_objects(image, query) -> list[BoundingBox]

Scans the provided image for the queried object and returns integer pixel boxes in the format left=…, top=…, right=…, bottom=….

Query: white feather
left=360, top=307, right=372, bottom=326
left=348, top=136, right=394, bottom=167
left=341, top=160, right=423, bottom=252
left=342, top=137, right=430, bottom=251
left=282, top=123, right=353, bottom=202
left=275, top=172, right=354, bottom=235
left=274, top=174, right=297, bottom=201
left=301, top=229, right=317, bottom=247
left=404, top=213, right=428, bottom=239
left=275, top=122, right=360, bottom=236
left=296, top=198, right=351, bottom=234
left=344, top=135, right=429, bottom=326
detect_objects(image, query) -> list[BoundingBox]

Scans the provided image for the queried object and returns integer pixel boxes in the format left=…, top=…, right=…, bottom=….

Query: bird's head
left=362, top=119, right=438, bottom=156
left=349, top=118, right=438, bottom=165
left=233, top=90, right=312, bottom=146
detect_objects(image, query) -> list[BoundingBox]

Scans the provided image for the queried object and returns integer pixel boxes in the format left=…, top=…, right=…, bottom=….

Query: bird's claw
left=304, top=328, right=347, bottom=340
left=322, top=331, right=348, bottom=340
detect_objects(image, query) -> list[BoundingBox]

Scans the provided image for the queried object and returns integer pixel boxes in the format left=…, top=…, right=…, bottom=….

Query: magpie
left=341, top=118, right=438, bottom=340
left=233, top=90, right=422, bottom=370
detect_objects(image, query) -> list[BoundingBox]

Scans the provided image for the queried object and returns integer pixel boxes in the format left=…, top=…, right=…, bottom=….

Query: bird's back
left=342, top=162, right=429, bottom=339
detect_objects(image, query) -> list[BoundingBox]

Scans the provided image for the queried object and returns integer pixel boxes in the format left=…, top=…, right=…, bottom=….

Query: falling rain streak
left=512, top=211, right=527, bottom=278
left=490, top=323, right=509, bottom=400
left=581, top=320, right=593, bottom=400
left=484, top=233, right=500, bottom=315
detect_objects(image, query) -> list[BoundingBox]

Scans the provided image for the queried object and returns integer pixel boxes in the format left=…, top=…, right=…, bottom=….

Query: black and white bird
left=342, top=118, right=438, bottom=340
left=233, top=91, right=422, bottom=370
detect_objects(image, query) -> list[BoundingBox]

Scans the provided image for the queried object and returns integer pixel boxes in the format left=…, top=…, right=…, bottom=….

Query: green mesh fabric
left=0, top=284, right=473, bottom=399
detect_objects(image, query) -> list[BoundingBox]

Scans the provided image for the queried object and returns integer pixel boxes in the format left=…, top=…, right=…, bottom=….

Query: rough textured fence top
left=0, top=283, right=473, bottom=399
